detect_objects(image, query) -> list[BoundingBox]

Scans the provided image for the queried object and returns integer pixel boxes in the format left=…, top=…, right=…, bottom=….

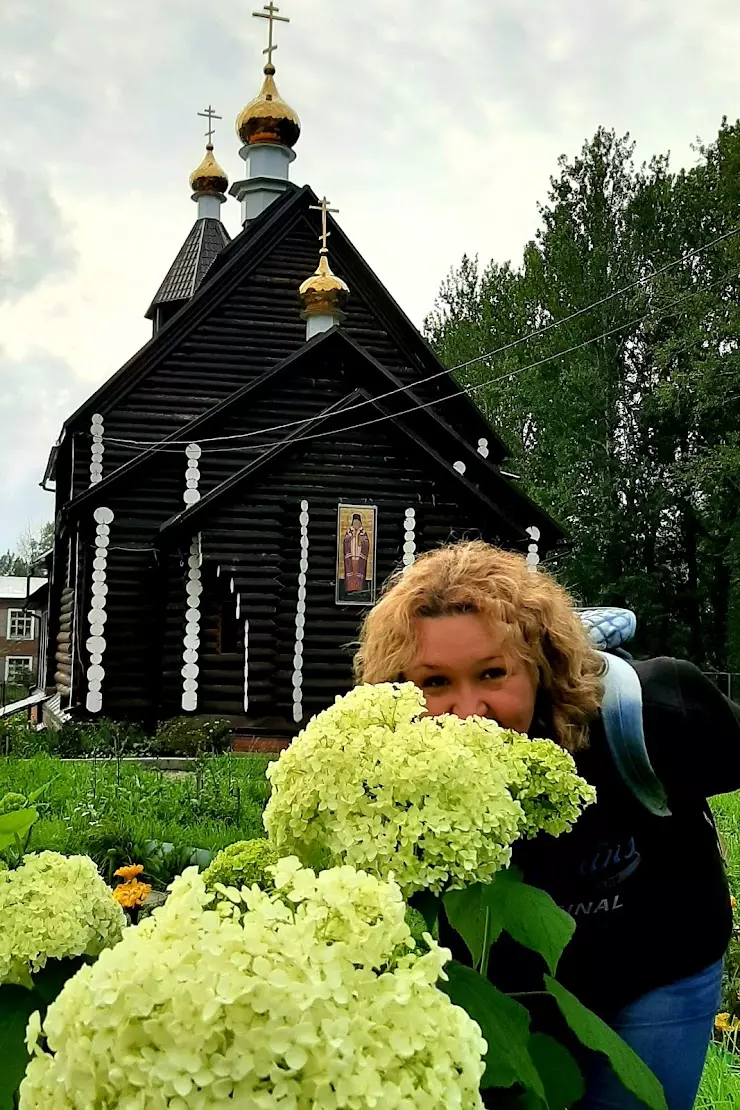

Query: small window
left=7, top=609, right=34, bottom=640
left=6, top=657, right=33, bottom=683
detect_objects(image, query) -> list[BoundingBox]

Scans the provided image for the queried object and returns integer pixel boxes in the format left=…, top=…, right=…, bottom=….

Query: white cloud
left=1, top=0, right=740, bottom=547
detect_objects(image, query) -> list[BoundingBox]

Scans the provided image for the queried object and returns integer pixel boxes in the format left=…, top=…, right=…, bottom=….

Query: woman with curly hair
left=356, top=540, right=740, bottom=1110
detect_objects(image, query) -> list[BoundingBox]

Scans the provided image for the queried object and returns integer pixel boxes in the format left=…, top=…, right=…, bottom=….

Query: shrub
left=151, top=716, right=232, bottom=757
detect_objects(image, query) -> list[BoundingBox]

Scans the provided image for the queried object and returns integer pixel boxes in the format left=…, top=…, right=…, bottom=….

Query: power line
left=103, top=224, right=740, bottom=451
left=139, top=265, right=739, bottom=457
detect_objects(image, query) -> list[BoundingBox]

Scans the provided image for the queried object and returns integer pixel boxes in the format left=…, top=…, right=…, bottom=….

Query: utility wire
left=134, top=265, right=739, bottom=457
left=103, top=224, right=740, bottom=451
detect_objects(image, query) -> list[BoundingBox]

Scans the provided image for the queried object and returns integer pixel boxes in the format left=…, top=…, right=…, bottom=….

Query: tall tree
left=426, top=122, right=740, bottom=669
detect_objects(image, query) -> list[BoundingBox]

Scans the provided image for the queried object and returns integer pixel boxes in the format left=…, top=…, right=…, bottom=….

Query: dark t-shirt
left=467, top=658, right=740, bottom=1017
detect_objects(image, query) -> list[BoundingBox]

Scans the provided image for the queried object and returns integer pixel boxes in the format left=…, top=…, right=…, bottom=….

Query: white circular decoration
left=299, top=512, right=309, bottom=528
left=87, top=636, right=106, bottom=654
left=300, top=500, right=308, bottom=511
left=97, top=524, right=110, bottom=537
left=298, top=572, right=306, bottom=588
left=89, top=625, right=106, bottom=641
left=183, top=677, right=198, bottom=693
left=403, top=553, right=415, bottom=567
left=186, top=582, right=203, bottom=599
left=186, top=608, right=201, bottom=623
left=187, top=555, right=200, bottom=571
left=404, top=530, right=415, bottom=543
left=527, top=526, right=541, bottom=543
left=184, top=489, right=201, bottom=506
left=96, top=533, right=110, bottom=548
left=91, top=413, right=104, bottom=427
left=94, top=506, right=114, bottom=525
left=299, top=559, right=308, bottom=574
left=87, top=691, right=103, bottom=714
left=186, top=443, right=202, bottom=460
left=183, top=649, right=199, bottom=664
left=405, top=507, right=415, bottom=519
left=87, top=678, right=102, bottom=695
left=89, top=653, right=103, bottom=666
left=184, top=634, right=201, bottom=651
left=453, top=460, right=466, bottom=475
left=93, top=557, right=107, bottom=573
left=91, top=585, right=108, bottom=601
left=186, top=479, right=199, bottom=490
left=91, top=595, right=106, bottom=611
left=88, top=664, right=105, bottom=683
left=297, top=586, right=306, bottom=602
left=296, top=600, right=306, bottom=616
left=294, top=641, right=303, bottom=658
left=92, top=571, right=107, bottom=585
left=292, top=673, right=303, bottom=690
left=403, top=541, right=415, bottom=555
left=182, top=691, right=197, bottom=713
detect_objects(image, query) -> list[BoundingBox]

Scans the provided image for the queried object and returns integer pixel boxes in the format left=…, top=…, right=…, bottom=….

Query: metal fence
left=704, top=672, right=740, bottom=702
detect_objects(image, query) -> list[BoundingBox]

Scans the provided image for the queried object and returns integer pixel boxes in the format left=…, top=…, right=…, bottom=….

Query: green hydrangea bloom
left=0, top=792, right=28, bottom=815
left=0, top=852, right=125, bottom=986
left=202, top=838, right=279, bottom=894
left=20, top=860, right=486, bottom=1109
left=264, top=682, right=595, bottom=896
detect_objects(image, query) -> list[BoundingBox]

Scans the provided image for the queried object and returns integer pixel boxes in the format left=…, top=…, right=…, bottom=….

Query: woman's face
left=404, top=612, right=538, bottom=732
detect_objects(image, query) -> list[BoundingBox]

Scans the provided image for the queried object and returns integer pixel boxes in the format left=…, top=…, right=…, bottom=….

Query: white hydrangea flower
left=0, top=852, right=125, bottom=986
left=264, top=683, right=595, bottom=896
left=20, top=863, right=486, bottom=1109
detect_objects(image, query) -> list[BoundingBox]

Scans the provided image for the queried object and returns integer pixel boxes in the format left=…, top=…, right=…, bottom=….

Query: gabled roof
left=59, top=185, right=503, bottom=458
left=145, top=217, right=231, bottom=320
left=157, top=358, right=564, bottom=548
left=64, top=328, right=562, bottom=549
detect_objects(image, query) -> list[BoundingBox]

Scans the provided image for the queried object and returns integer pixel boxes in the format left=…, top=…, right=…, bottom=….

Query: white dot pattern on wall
left=453, top=460, right=466, bottom=475
left=243, top=619, right=250, bottom=714
left=184, top=443, right=201, bottom=506
left=293, top=500, right=309, bottom=724
left=402, top=507, right=416, bottom=568
left=90, top=415, right=105, bottom=486
left=181, top=534, right=202, bottom=712
left=526, top=526, right=541, bottom=573
left=477, top=438, right=489, bottom=459
left=86, top=505, right=114, bottom=712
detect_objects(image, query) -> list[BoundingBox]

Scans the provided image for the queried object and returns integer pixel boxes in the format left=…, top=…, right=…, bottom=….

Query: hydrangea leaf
left=440, top=960, right=544, bottom=1097
left=528, top=1032, right=585, bottom=1109
left=544, top=976, right=668, bottom=1110
left=0, top=984, right=38, bottom=1110
left=0, top=808, right=37, bottom=851
left=444, top=868, right=575, bottom=976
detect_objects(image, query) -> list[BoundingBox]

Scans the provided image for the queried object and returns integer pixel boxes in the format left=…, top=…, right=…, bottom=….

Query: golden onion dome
left=189, top=144, right=229, bottom=195
left=299, top=251, right=350, bottom=318
left=236, top=64, right=301, bottom=149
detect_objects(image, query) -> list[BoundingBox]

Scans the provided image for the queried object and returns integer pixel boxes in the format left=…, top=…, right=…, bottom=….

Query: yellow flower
left=114, top=864, right=144, bottom=881
left=113, top=880, right=152, bottom=909
left=715, top=1012, right=740, bottom=1032
left=731, top=895, right=736, bottom=911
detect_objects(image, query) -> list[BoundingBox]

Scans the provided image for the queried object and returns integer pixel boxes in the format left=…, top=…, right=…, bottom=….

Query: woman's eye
left=482, top=667, right=507, bottom=681
left=421, top=675, right=449, bottom=689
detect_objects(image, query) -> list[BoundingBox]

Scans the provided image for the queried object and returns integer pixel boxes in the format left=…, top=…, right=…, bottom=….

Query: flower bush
left=20, top=860, right=486, bottom=1109
left=264, top=682, right=595, bottom=896
left=202, top=837, right=279, bottom=894
left=112, top=863, right=152, bottom=910
left=0, top=852, right=125, bottom=987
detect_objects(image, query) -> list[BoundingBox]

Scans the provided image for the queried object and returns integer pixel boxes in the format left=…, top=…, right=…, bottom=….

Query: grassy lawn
left=0, top=754, right=273, bottom=881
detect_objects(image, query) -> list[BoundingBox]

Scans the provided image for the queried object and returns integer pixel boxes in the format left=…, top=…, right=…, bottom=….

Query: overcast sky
left=1, top=0, right=739, bottom=552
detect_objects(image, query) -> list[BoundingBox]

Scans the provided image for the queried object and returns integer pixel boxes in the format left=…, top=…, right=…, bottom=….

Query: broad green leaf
left=0, top=985, right=39, bottom=1110
left=491, top=869, right=576, bottom=976
left=528, top=1033, right=585, bottom=1109
left=0, top=808, right=37, bottom=851
left=444, top=868, right=575, bottom=976
left=27, top=780, right=55, bottom=805
left=444, top=883, right=504, bottom=969
left=544, top=976, right=668, bottom=1110
left=440, top=961, right=544, bottom=1097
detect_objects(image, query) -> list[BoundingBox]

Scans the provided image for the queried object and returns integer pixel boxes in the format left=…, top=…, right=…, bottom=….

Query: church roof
left=60, top=186, right=507, bottom=461
left=144, top=217, right=231, bottom=320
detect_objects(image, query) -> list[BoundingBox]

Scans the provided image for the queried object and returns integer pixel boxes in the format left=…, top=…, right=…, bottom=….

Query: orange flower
left=114, top=864, right=144, bottom=881
left=113, top=880, right=152, bottom=909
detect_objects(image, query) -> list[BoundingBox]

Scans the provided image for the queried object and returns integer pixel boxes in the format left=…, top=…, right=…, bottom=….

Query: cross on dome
left=253, top=2, right=290, bottom=69
left=197, top=105, right=223, bottom=145
left=309, top=197, right=339, bottom=254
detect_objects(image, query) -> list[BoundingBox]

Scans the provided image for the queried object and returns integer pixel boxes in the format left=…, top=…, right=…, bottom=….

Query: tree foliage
left=426, top=122, right=740, bottom=670
left=0, top=522, right=53, bottom=577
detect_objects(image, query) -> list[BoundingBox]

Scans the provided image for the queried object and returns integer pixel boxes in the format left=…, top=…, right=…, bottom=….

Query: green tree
left=0, top=523, right=53, bottom=577
left=426, top=122, right=740, bottom=670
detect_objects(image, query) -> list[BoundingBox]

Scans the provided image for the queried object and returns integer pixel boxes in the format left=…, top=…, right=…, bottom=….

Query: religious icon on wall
left=336, top=504, right=377, bottom=606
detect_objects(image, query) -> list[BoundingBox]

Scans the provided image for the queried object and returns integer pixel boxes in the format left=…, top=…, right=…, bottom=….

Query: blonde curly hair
left=355, top=540, right=604, bottom=752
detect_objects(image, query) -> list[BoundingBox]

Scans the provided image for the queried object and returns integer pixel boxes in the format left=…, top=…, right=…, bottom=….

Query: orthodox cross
left=310, top=197, right=339, bottom=252
left=253, top=2, right=290, bottom=68
left=197, top=105, right=222, bottom=145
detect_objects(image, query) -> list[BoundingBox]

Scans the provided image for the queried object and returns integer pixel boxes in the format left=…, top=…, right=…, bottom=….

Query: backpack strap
left=598, top=651, right=672, bottom=818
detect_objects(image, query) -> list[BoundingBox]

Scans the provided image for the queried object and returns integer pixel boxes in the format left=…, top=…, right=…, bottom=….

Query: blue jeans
left=581, top=959, right=723, bottom=1109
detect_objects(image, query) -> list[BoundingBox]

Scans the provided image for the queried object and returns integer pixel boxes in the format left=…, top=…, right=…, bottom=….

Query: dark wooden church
left=40, top=9, right=563, bottom=739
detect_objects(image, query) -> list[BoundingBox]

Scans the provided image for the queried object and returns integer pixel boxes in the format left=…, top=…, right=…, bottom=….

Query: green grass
left=0, top=754, right=273, bottom=880
left=694, top=794, right=740, bottom=1106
